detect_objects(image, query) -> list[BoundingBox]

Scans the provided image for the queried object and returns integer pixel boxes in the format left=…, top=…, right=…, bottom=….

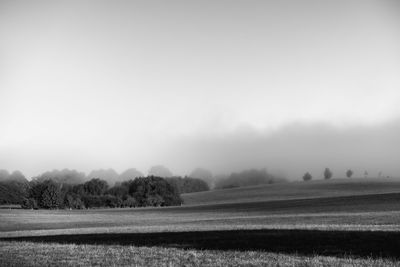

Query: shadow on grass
left=2, top=229, right=400, bottom=258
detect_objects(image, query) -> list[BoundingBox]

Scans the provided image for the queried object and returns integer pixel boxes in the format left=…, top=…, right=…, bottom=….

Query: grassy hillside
left=182, top=177, right=400, bottom=205
left=2, top=192, right=400, bottom=236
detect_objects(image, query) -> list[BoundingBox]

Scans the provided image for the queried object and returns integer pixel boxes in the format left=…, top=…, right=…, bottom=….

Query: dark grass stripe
left=2, top=229, right=400, bottom=259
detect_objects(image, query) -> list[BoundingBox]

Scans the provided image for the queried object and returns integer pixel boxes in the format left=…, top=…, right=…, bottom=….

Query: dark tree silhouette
left=324, top=168, right=333, bottom=180
left=303, top=172, right=312, bottom=181
left=346, top=169, right=353, bottom=178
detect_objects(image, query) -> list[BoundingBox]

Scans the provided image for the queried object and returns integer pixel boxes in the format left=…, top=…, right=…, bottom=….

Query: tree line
left=23, top=176, right=183, bottom=209
left=0, top=168, right=210, bottom=208
left=302, top=168, right=387, bottom=181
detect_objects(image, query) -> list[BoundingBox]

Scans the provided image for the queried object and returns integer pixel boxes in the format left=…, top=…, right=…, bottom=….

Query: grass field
left=3, top=241, right=400, bottom=267
left=182, top=177, right=400, bottom=205
left=2, top=178, right=400, bottom=266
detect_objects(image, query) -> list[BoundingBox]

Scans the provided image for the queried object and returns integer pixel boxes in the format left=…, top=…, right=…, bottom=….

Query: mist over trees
left=1, top=165, right=391, bottom=208
left=118, top=168, right=144, bottom=182
left=214, top=168, right=286, bottom=189
left=0, top=169, right=10, bottom=181
left=166, top=176, right=210, bottom=193
left=87, top=169, right=119, bottom=185
left=32, top=169, right=86, bottom=185
left=0, top=166, right=209, bottom=208
left=190, top=168, right=213, bottom=188
left=0, top=169, right=29, bottom=183
left=148, top=165, right=173, bottom=177
left=0, top=166, right=213, bottom=207
left=0, top=169, right=30, bottom=205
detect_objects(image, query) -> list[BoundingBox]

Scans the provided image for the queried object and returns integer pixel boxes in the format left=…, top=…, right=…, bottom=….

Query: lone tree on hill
left=303, top=172, right=312, bottom=181
left=324, top=168, right=332, bottom=180
left=346, top=169, right=353, bottom=178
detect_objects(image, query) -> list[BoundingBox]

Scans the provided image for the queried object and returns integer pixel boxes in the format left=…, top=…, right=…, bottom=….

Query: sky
left=0, top=0, right=399, bottom=179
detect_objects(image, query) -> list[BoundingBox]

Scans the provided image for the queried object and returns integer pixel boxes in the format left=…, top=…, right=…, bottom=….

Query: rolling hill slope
left=182, top=177, right=400, bottom=205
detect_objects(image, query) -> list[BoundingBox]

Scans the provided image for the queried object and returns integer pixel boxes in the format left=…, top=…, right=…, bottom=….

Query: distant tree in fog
left=303, top=172, right=312, bottom=181
left=324, top=168, right=332, bottom=180
left=166, top=176, right=209, bottom=193
left=148, top=165, right=173, bottom=178
left=8, top=170, right=27, bottom=183
left=33, top=169, right=86, bottom=185
left=190, top=168, right=213, bottom=187
left=0, top=169, right=10, bottom=181
left=346, top=169, right=353, bottom=178
left=364, top=171, right=368, bottom=178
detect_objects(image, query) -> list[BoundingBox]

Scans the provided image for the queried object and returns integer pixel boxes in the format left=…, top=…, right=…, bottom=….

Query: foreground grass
left=1, top=241, right=398, bottom=267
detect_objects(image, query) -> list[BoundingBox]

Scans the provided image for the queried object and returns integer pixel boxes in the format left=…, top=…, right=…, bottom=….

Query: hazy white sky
left=1, top=0, right=399, bottom=178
